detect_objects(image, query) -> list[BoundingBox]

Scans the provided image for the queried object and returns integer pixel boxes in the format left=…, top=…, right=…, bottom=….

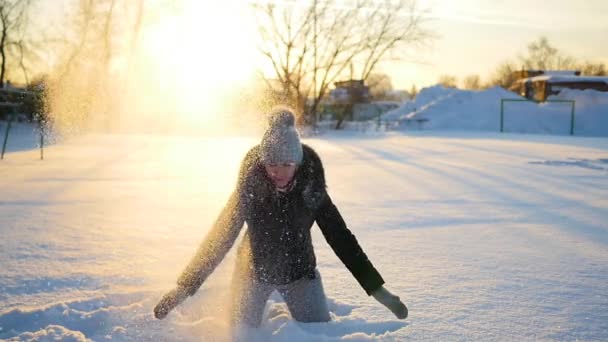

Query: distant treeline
left=438, top=37, right=607, bottom=90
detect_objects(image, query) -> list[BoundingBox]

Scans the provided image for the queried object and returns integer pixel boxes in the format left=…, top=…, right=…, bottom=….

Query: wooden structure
left=509, top=72, right=608, bottom=102
left=329, top=79, right=370, bottom=104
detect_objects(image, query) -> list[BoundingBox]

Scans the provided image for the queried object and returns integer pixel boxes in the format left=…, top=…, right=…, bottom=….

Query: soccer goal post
left=500, top=98, right=576, bottom=136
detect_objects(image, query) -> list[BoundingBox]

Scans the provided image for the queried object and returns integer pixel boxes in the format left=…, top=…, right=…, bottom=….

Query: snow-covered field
left=1, top=130, right=607, bottom=341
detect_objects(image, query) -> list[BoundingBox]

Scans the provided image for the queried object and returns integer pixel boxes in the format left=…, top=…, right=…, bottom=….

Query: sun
left=139, top=1, right=260, bottom=125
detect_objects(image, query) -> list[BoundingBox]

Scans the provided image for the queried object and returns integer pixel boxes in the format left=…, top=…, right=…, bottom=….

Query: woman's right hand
left=153, top=286, right=190, bottom=319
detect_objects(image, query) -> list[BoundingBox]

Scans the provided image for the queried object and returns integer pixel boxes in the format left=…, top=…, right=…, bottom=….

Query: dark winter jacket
left=177, top=144, right=385, bottom=295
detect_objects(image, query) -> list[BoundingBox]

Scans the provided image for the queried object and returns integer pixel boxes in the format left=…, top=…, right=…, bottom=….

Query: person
left=154, top=107, right=407, bottom=326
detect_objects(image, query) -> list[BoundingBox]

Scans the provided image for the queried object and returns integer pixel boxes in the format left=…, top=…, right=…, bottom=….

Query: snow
left=381, top=85, right=608, bottom=137
left=7, top=325, right=90, bottom=342
left=541, top=71, right=580, bottom=77
left=382, top=86, right=521, bottom=131
left=0, top=122, right=45, bottom=155
left=1, top=130, right=608, bottom=341
left=529, top=75, right=608, bottom=84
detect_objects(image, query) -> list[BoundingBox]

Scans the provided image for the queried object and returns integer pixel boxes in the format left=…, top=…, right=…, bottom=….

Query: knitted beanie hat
left=260, top=107, right=303, bottom=165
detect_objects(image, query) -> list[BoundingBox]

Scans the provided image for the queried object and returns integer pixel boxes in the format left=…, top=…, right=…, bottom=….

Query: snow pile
left=6, top=325, right=90, bottom=342
left=0, top=294, right=148, bottom=341
left=381, top=85, right=460, bottom=121
left=381, top=85, right=608, bottom=136
left=549, top=88, right=608, bottom=137
left=383, top=86, right=521, bottom=131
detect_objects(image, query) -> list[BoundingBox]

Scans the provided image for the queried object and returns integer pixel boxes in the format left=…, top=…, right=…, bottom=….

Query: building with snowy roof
left=509, top=70, right=608, bottom=102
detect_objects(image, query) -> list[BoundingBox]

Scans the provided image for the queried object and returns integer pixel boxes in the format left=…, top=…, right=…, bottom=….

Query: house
left=329, top=79, right=370, bottom=104
left=509, top=70, right=608, bottom=102
left=319, top=79, right=404, bottom=125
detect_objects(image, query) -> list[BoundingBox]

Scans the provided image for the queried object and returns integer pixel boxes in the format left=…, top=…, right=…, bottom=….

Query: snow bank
left=380, top=85, right=608, bottom=136
left=6, top=325, right=90, bottom=342
left=0, top=294, right=146, bottom=341
left=549, top=88, right=608, bottom=137
left=381, top=85, right=460, bottom=122
left=382, top=86, right=523, bottom=131
left=0, top=122, right=56, bottom=156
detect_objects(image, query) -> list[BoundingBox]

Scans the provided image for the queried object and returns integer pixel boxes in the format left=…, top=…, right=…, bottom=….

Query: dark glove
left=153, top=286, right=190, bottom=319
left=371, top=285, right=408, bottom=319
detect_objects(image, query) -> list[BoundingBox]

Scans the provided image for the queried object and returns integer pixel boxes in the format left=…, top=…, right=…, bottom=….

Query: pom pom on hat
left=267, top=107, right=296, bottom=128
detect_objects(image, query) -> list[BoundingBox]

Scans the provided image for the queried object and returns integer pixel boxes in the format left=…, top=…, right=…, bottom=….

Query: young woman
left=154, top=108, right=407, bottom=326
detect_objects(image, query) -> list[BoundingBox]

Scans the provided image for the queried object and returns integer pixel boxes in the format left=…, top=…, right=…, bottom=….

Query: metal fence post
left=500, top=99, right=505, bottom=132
left=40, top=123, right=44, bottom=160
left=1, top=114, right=13, bottom=160
left=570, top=101, right=576, bottom=136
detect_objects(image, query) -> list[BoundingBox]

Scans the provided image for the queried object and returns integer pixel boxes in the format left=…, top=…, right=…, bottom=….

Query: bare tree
left=127, top=0, right=144, bottom=71
left=253, top=0, right=433, bottom=126
left=485, top=38, right=608, bottom=90
left=367, top=73, right=393, bottom=100
left=48, top=0, right=110, bottom=131
left=579, top=61, right=607, bottom=76
left=45, top=0, right=150, bottom=133
left=438, top=74, right=457, bottom=88
left=519, top=37, right=577, bottom=71
left=487, top=61, right=518, bottom=89
left=58, top=0, right=111, bottom=80
left=409, top=84, right=417, bottom=99
left=0, top=0, right=33, bottom=88
left=102, top=0, right=117, bottom=68
left=462, top=74, right=481, bottom=90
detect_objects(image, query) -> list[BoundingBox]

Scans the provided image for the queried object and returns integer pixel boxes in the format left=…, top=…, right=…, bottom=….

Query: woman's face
left=264, top=162, right=297, bottom=189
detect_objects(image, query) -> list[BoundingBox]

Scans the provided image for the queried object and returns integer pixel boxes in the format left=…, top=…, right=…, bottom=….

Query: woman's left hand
left=371, top=285, right=408, bottom=319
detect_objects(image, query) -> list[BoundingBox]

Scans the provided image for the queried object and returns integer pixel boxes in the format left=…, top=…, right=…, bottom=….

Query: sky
left=384, top=0, right=608, bottom=89
left=31, top=0, right=608, bottom=92
left=170, top=0, right=608, bottom=90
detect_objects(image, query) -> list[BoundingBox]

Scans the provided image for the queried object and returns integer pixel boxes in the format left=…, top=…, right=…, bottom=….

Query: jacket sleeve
left=315, top=194, right=385, bottom=295
left=176, top=189, right=245, bottom=295
left=175, top=147, right=260, bottom=295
